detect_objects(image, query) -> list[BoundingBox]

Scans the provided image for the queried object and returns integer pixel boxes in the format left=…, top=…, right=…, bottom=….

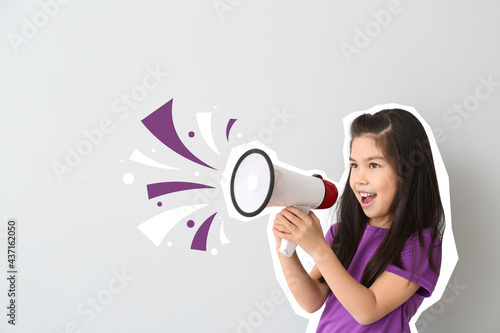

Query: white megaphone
left=230, top=148, right=338, bottom=258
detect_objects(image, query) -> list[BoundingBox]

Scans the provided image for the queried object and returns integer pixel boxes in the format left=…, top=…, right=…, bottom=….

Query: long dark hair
left=324, top=109, right=444, bottom=288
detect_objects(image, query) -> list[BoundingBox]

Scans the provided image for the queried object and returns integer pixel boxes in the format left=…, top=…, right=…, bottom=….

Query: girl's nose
left=356, top=178, right=367, bottom=185
left=354, top=169, right=368, bottom=185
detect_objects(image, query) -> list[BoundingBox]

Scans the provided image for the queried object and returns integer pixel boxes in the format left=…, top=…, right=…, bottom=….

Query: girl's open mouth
left=360, top=192, right=377, bottom=207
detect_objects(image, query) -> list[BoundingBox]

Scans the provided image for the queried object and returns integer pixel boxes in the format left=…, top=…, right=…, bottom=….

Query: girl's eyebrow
left=349, top=155, right=385, bottom=162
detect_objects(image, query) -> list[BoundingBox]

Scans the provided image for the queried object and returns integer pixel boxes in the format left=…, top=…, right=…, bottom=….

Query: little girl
left=273, top=109, right=444, bottom=332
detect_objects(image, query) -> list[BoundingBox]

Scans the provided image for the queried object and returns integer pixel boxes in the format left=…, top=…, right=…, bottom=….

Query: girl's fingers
left=284, top=206, right=308, bottom=219
left=273, top=227, right=293, bottom=242
left=283, top=207, right=320, bottom=229
left=273, top=222, right=291, bottom=234
left=309, top=210, right=320, bottom=223
left=277, top=212, right=299, bottom=232
left=280, top=207, right=313, bottom=230
left=280, top=209, right=302, bottom=225
left=273, top=215, right=293, bottom=234
left=274, top=208, right=325, bottom=255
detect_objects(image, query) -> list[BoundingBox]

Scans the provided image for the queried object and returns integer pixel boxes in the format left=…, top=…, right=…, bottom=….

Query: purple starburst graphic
left=132, top=99, right=237, bottom=253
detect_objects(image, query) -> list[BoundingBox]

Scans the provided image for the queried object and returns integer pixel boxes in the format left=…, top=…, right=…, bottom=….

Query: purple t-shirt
left=316, top=223, right=442, bottom=333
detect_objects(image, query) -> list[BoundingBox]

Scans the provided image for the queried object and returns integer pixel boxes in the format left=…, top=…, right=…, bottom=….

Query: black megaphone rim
left=230, top=148, right=275, bottom=217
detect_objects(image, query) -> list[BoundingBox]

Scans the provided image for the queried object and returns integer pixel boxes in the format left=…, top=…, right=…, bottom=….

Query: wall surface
left=1, top=1, right=499, bottom=332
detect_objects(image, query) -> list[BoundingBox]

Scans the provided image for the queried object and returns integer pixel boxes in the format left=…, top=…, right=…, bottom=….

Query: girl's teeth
left=360, top=192, right=376, bottom=203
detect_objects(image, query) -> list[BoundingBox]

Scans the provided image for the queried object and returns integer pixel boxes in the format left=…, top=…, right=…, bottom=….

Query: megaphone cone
left=230, top=149, right=338, bottom=257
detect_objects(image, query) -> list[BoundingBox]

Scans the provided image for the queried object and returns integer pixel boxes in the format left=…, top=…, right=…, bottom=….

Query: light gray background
left=1, top=1, right=499, bottom=332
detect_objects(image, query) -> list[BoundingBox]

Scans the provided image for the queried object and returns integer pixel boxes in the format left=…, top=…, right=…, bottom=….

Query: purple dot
left=157, top=202, right=162, bottom=207
left=188, top=131, right=195, bottom=138
left=187, top=220, right=195, bottom=228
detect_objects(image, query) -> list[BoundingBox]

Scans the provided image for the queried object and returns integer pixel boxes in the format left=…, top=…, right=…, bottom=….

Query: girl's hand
left=272, top=211, right=293, bottom=253
left=273, top=207, right=327, bottom=256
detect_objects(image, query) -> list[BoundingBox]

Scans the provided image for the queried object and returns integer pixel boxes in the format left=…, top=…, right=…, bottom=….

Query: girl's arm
left=275, top=207, right=420, bottom=325
left=272, top=217, right=330, bottom=313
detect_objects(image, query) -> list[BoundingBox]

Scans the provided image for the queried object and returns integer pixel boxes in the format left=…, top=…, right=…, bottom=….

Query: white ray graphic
left=138, top=204, right=208, bottom=246
left=219, top=221, right=230, bottom=245
left=197, top=113, right=221, bottom=155
left=130, top=149, right=181, bottom=170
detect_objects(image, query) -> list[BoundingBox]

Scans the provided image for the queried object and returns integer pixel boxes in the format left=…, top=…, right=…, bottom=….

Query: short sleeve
left=385, top=228, right=442, bottom=297
left=324, top=223, right=340, bottom=247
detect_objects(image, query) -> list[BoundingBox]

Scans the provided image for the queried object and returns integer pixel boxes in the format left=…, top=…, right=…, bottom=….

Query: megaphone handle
left=279, top=206, right=311, bottom=258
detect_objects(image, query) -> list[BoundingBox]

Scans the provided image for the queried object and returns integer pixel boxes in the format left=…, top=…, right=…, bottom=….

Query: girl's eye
left=350, top=163, right=359, bottom=169
left=370, top=163, right=380, bottom=169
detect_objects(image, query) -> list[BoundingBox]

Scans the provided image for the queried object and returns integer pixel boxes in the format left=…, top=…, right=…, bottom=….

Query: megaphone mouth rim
left=230, top=148, right=275, bottom=217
